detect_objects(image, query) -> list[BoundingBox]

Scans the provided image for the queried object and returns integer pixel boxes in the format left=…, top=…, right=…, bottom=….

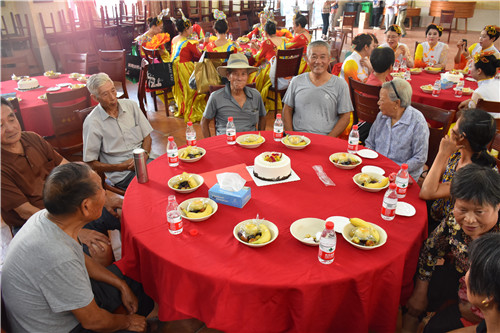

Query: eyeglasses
left=390, top=81, right=401, bottom=100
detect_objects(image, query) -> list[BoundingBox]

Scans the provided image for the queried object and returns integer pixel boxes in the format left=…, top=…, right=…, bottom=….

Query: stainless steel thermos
left=133, top=148, right=149, bottom=183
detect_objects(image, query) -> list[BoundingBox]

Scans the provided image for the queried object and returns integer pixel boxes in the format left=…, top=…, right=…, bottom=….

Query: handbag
left=125, top=44, right=142, bottom=83
left=192, top=52, right=222, bottom=94
left=146, top=59, right=175, bottom=90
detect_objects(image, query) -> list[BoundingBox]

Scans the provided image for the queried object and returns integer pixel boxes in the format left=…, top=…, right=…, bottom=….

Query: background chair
left=98, top=49, right=129, bottom=99
left=63, top=52, right=98, bottom=74
left=439, top=10, right=454, bottom=43
left=411, top=102, right=456, bottom=167
left=267, top=47, right=303, bottom=117
left=338, top=11, right=356, bottom=43
left=348, top=77, right=381, bottom=124
left=476, top=99, right=500, bottom=130
left=488, top=132, right=500, bottom=170
left=9, top=98, right=25, bottom=131
left=1, top=55, right=30, bottom=81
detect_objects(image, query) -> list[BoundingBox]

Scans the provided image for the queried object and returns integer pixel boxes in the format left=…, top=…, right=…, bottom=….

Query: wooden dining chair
left=439, top=10, right=454, bottom=44
left=339, top=11, right=356, bottom=43
left=63, top=53, right=98, bottom=74
left=1, top=55, right=30, bottom=81
left=267, top=47, right=304, bottom=117
left=204, top=51, right=232, bottom=67
left=9, top=98, right=25, bottom=131
left=476, top=99, right=500, bottom=131
left=348, top=77, right=381, bottom=124
left=329, top=30, right=346, bottom=64
left=411, top=102, right=456, bottom=167
left=45, top=87, right=92, bottom=160
left=98, top=49, right=129, bottom=99
left=487, top=132, right=500, bottom=170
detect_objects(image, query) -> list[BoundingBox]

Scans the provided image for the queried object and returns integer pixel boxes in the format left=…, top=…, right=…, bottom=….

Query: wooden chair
left=329, top=30, right=346, bottom=64
left=1, top=55, right=29, bottom=81
left=411, top=102, right=456, bottom=167
left=45, top=87, right=92, bottom=159
left=267, top=48, right=304, bottom=117
left=204, top=51, right=232, bottom=67
left=488, top=132, right=500, bottom=170
left=339, top=11, right=356, bottom=43
left=274, top=16, right=286, bottom=29
left=9, top=98, right=25, bottom=131
left=63, top=53, right=97, bottom=74
left=476, top=99, right=500, bottom=130
left=439, top=10, right=454, bottom=44
left=348, top=77, right=381, bottom=124
left=98, top=49, right=129, bottom=99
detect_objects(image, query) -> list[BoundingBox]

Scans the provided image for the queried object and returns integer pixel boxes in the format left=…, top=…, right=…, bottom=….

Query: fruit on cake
left=253, top=152, right=291, bottom=181
left=17, top=77, right=39, bottom=90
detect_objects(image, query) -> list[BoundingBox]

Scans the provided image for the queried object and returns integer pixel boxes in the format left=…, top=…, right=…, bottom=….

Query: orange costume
left=285, top=33, right=310, bottom=74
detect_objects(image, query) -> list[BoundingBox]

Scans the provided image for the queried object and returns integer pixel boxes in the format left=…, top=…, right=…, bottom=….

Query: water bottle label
left=396, top=186, right=407, bottom=195
left=168, top=155, right=179, bottom=164
left=227, top=134, right=236, bottom=142
left=273, top=131, right=283, bottom=139
left=347, top=143, right=357, bottom=151
left=169, top=220, right=183, bottom=231
left=319, top=249, right=335, bottom=260
left=187, top=139, right=197, bottom=146
left=381, top=206, right=396, bottom=217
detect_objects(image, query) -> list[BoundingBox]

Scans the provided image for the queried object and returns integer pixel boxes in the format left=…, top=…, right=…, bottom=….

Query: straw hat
left=217, top=53, right=258, bottom=78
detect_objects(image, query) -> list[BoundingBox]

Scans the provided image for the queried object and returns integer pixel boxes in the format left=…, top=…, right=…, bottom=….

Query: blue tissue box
left=208, top=183, right=251, bottom=208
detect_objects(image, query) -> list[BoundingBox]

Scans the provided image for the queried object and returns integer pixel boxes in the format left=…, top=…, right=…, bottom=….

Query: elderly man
left=365, top=78, right=429, bottom=180
left=282, top=40, right=353, bottom=137
left=1, top=98, right=119, bottom=265
left=2, top=163, right=153, bottom=332
left=83, top=73, right=153, bottom=190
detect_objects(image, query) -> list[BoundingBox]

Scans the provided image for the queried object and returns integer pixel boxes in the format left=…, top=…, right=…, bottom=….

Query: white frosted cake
left=17, top=78, right=39, bottom=90
left=441, top=72, right=463, bottom=83
left=253, top=152, right=291, bottom=181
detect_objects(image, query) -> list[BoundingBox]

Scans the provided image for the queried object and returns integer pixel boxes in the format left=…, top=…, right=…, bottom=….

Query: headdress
left=213, top=9, right=227, bottom=21
left=474, top=50, right=495, bottom=64
left=428, top=23, right=443, bottom=33
left=292, top=6, right=301, bottom=21
left=178, top=8, right=191, bottom=29
left=259, top=7, right=274, bottom=22
left=157, top=9, right=169, bottom=23
left=484, top=25, right=499, bottom=37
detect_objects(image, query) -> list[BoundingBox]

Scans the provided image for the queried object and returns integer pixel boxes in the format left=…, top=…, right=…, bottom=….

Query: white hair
left=381, top=78, right=412, bottom=108
left=86, top=73, right=113, bottom=98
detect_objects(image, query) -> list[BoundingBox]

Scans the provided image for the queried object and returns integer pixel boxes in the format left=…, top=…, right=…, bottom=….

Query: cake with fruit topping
left=253, top=152, right=291, bottom=181
left=17, top=78, right=39, bottom=90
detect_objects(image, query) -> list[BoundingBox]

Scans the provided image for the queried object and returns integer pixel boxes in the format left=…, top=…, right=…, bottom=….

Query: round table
left=116, top=131, right=428, bottom=333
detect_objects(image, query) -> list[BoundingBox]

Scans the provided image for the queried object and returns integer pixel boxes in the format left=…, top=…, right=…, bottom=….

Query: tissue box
left=208, top=183, right=251, bottom=208
left=440, top=79, right=455, bottom=90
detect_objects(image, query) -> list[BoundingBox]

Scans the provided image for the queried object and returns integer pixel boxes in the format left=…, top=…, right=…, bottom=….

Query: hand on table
left=78, top=229, right=111, bottom=256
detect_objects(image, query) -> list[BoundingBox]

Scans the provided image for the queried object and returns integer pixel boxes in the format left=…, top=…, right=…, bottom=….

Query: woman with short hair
left=414, top=23, right=449, bottom=69
left=454, top=25, right=500, bottom=70
left=379, top=24, right=414, bottom=67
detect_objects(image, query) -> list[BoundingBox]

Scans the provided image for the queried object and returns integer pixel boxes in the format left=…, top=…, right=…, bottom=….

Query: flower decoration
left=157, top=9, right=169, bottom=23
left=484, top=25, right=499, bottom=37
left=473, top=50, right=495, bottom=64
left=390, top=24, right=402, bottom=35
left=143, top=33, right=171, bottom=50
left=179, top=8, right=191, bottom=29
left=276, top=28, right=292, bottom=39
left=259, top=7, right=274, bottom=22
left=429, top=23, right=443, bottom=33
left=213, top=9, right=227, bottom=21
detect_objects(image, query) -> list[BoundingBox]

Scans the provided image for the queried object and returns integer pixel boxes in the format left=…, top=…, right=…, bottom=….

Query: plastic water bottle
left=318, top=221, right=336, bottom=264
left=228, top=33, right=233, bottom=41
left=455, top=78, right=464, bottom=98
left=432, top=80, right=441, bottom=97
left=167, top=136, right=179, bottom=167
left=273, top=114, right=284, bottom=141
left=395, top=163, right=409, bottom=199
left=186, top=121, right=197, bottom=146
left=381, top=183, right=398, bottom=221
left=400, top=58, right=407, bottom=72
left=166, top=195, right=183, bottom=235
left=347, top=125, right=359, bottom=154
left=226, top=116, right=236, bottom=145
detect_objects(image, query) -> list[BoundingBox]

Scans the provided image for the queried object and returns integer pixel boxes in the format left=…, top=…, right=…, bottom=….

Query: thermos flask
left=133, top=148, right=149, bottom=184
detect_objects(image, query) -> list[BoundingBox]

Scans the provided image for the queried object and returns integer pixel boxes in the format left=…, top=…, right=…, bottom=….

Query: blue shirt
left=365, top=105, right=429, bottom=180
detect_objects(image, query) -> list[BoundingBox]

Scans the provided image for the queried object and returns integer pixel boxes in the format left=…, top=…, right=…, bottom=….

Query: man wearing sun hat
left=201, top=53, right=267, bottom=138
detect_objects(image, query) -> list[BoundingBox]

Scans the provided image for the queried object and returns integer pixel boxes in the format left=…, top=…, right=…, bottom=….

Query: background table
left=1, top=74, right=95, bottom=137
left=116, top=132, right=428, bottom=333
left=410, top=71, right=477, bottom=110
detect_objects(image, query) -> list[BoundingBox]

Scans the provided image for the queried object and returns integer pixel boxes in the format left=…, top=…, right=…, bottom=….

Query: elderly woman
left=404, top=164, right=500, bottom=333
left=420, top=109, right=497, bottom=230
left=379, top=24, right=414, bottom=67
left=414, top=23, right=449, bottom=69
left=454, top=25, right=500, bottom=70
left=201, top=53, right=266, bottom=138
left=365, top=78, right=429, bottom=181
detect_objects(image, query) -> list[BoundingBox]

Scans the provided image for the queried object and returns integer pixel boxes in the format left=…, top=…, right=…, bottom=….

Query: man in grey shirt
left=283, top=40, right=353, bottom=137
left=83, top=73, right=153, bottom=190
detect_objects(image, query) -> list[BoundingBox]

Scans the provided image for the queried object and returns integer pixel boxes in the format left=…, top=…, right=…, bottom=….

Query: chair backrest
left=275, top=15, right=286, bottom=28
left=488, top=132, right=500, bottom=170
left=63, top=53, right=88, bottom=74
left=348, top=77, right=381, bottom=124
left=1, top=55, right=29, bottom=81
left=197, top=21, right=213, bottom=36
left=342, top=11, right=357, bottom=28
left=239, top=15, right=250, bottom=34
left=204, top=50, right=232, bottom=67
left=476, top=99, right=500, bottom=130
left=411, top=102, right=456, bottom=167
left=439, top=10, right=454, bottom=26
left=141, top=46, right=162, bottom=64
left=330, top=30, right=346, bottom=62
left=98, top=49, right=128, bottom=99
left=272, top=48, right=303, bottom=90
left=9, top=98, right=25, bottom=131
left=46, top=87, right=92, bottom=158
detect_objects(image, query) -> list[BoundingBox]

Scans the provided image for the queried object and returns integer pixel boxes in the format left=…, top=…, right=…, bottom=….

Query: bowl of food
left=390, top=72, right=405, bottom=78
left=342, top=217, right=387, bottom=250
left=234, top=219, right=279, bottom=247
left=69, top=72, right=82, bottom=79
left=179, top=146, right=206, bottom=162
left=178, top=197, right=217, bottom=222
left=44, top=71, right=61, bottom=79
left=420, top=85, right=433, bottom=94
left=424, top=67, right=442, bottom=74
left=330, top=152, right=362, bottom=169
left=281, top=135, right=311, bottom=150
left=290, top=218, right=326, bottom=246
left=38, top=94, right=47, bottom=102
left=353, top=172, right=389, bottom=192
left=450, top=69, right=468, bottom=75
left=236, top=133, right=265, bottom=148
left=77, top=76, right=89, bottom=83
left=168, top=172, right=204, bottom=194
left=461, top=87, right=473, bottom=95
left=410, top=68, right=423, bottom=74
left=70, top=84, right=86, bottom=90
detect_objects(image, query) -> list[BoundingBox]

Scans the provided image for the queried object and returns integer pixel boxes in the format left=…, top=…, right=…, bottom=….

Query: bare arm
left=257, top=115, right=266, bottom=131
left=88, top=159, right=134, bottom=174
left=328, top=112, right=351, bottom=137
left=201, top=117, right=212, bottom=138
left=454, top=40, right=468, bottom=65
left=141, top=135, right=152, bottom=155
left=405, top=278, right=430, bottom=317
left=437, top=44, right=449, bottom=69
left=282, top=104, right=294, bottom=132
left=13, top=202, right=40, bottom=221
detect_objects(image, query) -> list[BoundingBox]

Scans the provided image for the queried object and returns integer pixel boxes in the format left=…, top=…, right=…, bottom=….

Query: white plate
left=342, top=222, right=387, bottom=250
left=233, top=219, right=279, bottom=247
left=167, top=173, right=204, bottom=194
left=178, top=197, right=218, bottom=222
left=357, top=149, right=378, bottom=159
left=46, top=86, right=61, bottom=92
left=281, top=135, right=311, bottom=150
left=236, top=134, right=265, bottom=148
left=361, top=165, right=385, bottom=176
left=465, top=77, right=476, bottom=82
left=178, top=147, right=206, bottom=163
left=396, top=202, right=416, bottom=217
left=57, top=83, right=72, bottom=87
left=326, top=216, right=350, bottom=233
left=329, top=152, right=362, bottom=170
left=289, top=218, right=326, bottom=246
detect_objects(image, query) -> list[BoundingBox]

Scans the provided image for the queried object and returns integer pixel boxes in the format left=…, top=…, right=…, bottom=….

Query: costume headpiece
left=157, top=9, right=169, bottom=23
left=484, top=25, right=499, bottom=37
left=474, top=50, right=495, bottom=64
left=292, top=6, right=301, bottom=21
left=178, top=8, right=191, bottom=29
left=428, top=23, right=443, bottom=33
left=259, top=7, right=274, bottom=22
left=389, top=24, right=402, bottom=35
left=213, top=9, right=227, bottom=21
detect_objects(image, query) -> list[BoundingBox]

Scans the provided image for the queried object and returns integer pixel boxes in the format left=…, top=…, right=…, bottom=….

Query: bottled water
left=166, top=195, right=183, bottom=235
left=186, top=121, right=197, bottom=146
left=228, top=33, right=233, bottom=41
left=455, top=78, right=464, bottom=98
left=395, top=163, right=409, bottom=199
left=273, top=114, right=284, bottom=141
left=381, top=183, right=398, bottom=221
left=226, top=116, right=236, bottom=145
left=347, top=125, right=359, bottom=154
left=432, top=80, right=441, bottom=97
left=167, top=136, right=179, bottom=167
left=318, top=221, right=336, bottom=264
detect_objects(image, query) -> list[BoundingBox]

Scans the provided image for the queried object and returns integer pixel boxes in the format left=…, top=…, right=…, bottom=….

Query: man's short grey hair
left=87, top=73, right=113, bottom=97
left=381, top=78, right=412, bottom=108
left=307, top=40, right=331, bottom=57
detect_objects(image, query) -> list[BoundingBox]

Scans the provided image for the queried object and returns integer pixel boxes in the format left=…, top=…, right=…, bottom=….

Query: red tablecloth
left=410, top=71, right=477, bottom=110
left=116, top=132, right=428, bottom=333
left=1, top=74, right=95, bottom=137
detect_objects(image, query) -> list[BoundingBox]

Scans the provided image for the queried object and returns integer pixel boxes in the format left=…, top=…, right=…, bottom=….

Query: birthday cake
left=253, top=152, right=291, bottom=181
left=17, top=77, right=39, bottom=90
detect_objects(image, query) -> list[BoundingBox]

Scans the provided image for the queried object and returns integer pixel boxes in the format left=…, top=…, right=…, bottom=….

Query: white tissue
left=217, top=172, right=246, bottom=192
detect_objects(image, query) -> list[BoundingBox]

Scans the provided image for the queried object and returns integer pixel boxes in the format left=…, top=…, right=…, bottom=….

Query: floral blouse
left=430, top=151, right=461, bottom=222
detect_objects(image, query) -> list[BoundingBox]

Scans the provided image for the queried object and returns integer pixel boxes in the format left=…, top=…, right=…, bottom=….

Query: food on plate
left=180, top=146, right=204, bottom=159
left=253, top=152, right=291, bottom=181
left=331, top=153, right=360, bottom=166
left=17, top=77, right=39, bottom=90
left=461, top=87, right=473, bottom=94
left=237, top=222, right=272, bottom=244
left=410, top=68, right=422, bottom=73
left=348, top=217, right=380, bottom=247
left=6, top=97, right=20, bottom=102
left=425, top=66, right=442, bottom=72
left=237, top=36, right=250, bottom=43
left=172, top=172, right=198, bottom=189
left=283, top=135, right=307, bottom=146
left=420, top=85, right=433, bottom=92
left=38, top=94, right=47, bottom=100
left=69, top=72, right=82, bottom=79
left=181, top=199, right=213, bottom=218
left=240, top=134, right=264, bottom=144
left=70, top=84, right=86, bottom=89
left=356, top=173, right=389, bottom=188
left=390, top=72, right=404, bottom=78
left=44, top=70, right=61, bottom=78
left=304, top=231, right=322, bottom=244
left=450, top=69, right=467, bottom=75
left=11, top=74, right=22, bottom=81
